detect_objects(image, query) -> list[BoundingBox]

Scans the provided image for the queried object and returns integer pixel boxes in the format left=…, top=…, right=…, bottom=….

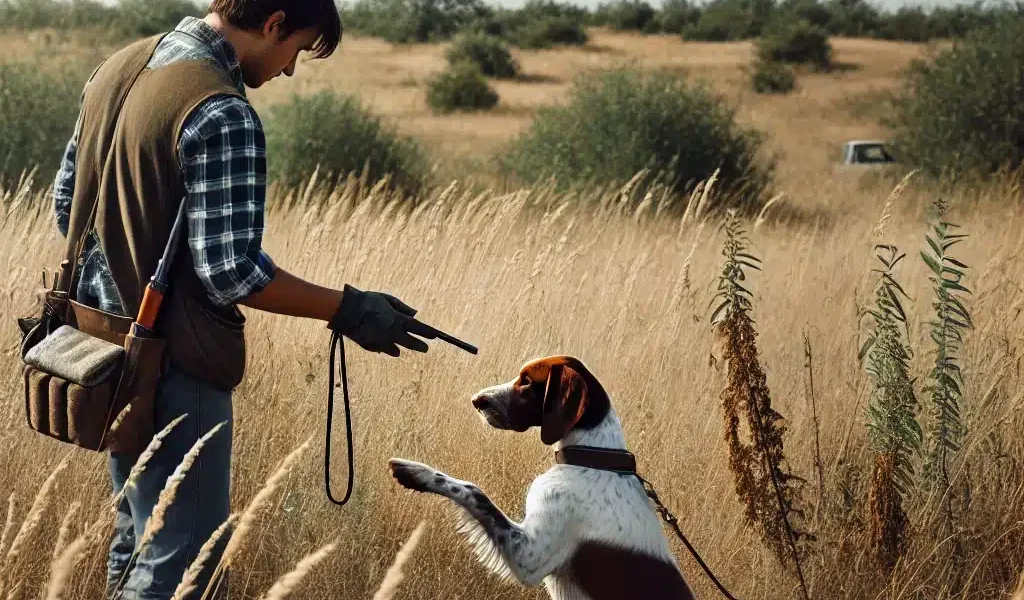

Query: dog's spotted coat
left=390, top=356, right=696, bottom=600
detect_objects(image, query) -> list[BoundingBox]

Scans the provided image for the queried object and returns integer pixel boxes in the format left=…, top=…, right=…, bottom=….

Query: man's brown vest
left=66, top=33, right=250, bottom=390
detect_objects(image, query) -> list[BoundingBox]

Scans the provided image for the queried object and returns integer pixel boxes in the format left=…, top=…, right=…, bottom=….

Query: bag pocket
left=22, top=325, right=125, bottom=451
left=103, top=324, right=168, bottom=454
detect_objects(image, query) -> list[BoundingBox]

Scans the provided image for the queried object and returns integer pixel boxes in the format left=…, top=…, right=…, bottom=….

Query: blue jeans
left=106, top=364, right=233, bottom=600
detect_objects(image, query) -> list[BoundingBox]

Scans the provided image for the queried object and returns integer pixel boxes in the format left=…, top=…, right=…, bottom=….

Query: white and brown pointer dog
left=388, top=355, right=697, bottom=600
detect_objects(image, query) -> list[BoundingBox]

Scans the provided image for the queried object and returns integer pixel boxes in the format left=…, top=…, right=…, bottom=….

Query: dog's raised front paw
left=389, top=458, right=445, bottom=494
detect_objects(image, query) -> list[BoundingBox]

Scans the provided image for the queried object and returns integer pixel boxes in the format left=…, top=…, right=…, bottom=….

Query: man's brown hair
left=208, top=0, right=342, bottom=59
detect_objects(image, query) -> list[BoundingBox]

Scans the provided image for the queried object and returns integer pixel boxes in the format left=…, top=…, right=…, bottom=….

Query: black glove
left=329, top=285, right=430, bottom=357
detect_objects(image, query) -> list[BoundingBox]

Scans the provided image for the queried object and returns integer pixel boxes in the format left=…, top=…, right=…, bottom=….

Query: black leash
left=323, top=319, right=478, bottom=507
left=325, top=329, right=355, bottom=506
left=635, top=473, right=741, bottom=600
left=556, top=445, right=741, bottom=600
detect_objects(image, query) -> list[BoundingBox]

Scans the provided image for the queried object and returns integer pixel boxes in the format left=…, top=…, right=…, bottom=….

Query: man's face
left=242, top=11, right=321, bottom=88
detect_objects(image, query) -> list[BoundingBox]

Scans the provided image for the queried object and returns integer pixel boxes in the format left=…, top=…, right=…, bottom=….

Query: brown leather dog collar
left=555, top=445, right=638, bottom=475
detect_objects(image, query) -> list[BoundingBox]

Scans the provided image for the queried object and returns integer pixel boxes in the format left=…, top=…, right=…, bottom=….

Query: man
left=53, top=2, right=430, bottom=598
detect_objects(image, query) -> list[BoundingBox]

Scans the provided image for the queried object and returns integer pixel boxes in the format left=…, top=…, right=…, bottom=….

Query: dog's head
left=470, top=355, right=610, bottom=445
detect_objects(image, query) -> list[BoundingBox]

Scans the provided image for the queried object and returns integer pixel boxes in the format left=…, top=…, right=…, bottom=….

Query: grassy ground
left=0, top=25, right=1021, bottom=600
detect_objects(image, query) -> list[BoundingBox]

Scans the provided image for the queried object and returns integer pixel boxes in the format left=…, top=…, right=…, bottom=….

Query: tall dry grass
left=0, top=168, right=1022, bottom=599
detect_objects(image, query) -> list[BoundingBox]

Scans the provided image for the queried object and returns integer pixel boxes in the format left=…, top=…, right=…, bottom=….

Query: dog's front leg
left=388, top=458, right=573, bottom=587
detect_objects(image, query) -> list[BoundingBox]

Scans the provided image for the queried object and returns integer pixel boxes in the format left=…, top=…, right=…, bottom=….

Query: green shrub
left=512, top=14, right=588, bottom=48
left=426, top=61, right=500, bottom=113
left=0, top=60, right=90, bottom=185
left=876, top=6, right=934, bottom=41
left=481, top=0, right=589, bottom=48
left=112, top=0, right=204, bottom=38
left=501, top=67, right=773, bottom=210
left=886, top=18, right=1024, bottom=179
left=339, top=0, right=491, bottom=43
left=756, top=18, right=832, bottom=70
left=750, top=58, right=796, bottom=93
left=0, top=0, right=201, bottom=37
left=653, top=0, right=702, bottom=34
left=593, top=0, right=658, bottom=32
left=823, top=0, right=881, bottom=37
left=683, top=0, right=773, bottom=41
left=777, top=0, right=832, bottom=29
left=0, top=0, right=115, bottom=30
left=263, top=91, right=427, bottom=194
left=445, top=31, right=518, bottom=78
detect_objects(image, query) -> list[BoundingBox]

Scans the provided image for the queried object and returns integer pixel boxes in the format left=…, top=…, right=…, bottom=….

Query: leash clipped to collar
left=555, top=445, right=742, bottom=600
left=324, top=320, right=478, bottom=507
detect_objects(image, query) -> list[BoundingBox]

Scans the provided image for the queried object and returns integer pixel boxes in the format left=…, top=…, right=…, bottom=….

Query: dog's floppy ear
left=540, top=363, right=588, bottom=445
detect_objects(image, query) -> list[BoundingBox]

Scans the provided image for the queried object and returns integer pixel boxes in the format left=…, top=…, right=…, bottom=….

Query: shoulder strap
left=59, top=34, right=169, bottom=306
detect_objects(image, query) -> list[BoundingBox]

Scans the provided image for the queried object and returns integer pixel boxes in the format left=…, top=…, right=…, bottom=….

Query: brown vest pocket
left=161, top=286, right=247, bottom=392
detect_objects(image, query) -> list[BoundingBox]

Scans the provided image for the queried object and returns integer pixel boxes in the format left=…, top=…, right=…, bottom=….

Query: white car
left=841, top=140, right=895, bottom=165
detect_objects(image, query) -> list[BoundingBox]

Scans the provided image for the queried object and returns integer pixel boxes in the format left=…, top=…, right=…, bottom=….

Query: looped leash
left=555, top=445, right=741, bottom=600
left=325, top=330, right=355, bottom=506
left=323, top=319, right=478, bottom=507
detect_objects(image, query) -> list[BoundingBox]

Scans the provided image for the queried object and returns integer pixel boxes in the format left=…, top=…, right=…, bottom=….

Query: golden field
left=0, top=25, right=1022, bottom=600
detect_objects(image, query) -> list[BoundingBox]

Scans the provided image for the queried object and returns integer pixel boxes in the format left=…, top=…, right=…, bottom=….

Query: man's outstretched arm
left=237, top=267, right=342, bottom=322
left=179, top=97, right=427, bottom=356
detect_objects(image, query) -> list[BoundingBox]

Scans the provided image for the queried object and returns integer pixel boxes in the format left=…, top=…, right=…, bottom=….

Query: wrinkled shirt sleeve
left=178, top=95, right=277, bottom=307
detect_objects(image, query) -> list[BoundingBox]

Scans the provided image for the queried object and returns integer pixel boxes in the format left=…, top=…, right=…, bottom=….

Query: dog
left=388, top=355, right=696, bottom=600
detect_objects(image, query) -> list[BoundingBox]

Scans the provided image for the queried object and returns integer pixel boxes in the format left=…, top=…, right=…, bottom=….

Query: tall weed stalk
left=860, top=244, right=922, bottom=573
left=711, top=210, right=813, bottom=593
left=920, top=198, right=972, bottom=564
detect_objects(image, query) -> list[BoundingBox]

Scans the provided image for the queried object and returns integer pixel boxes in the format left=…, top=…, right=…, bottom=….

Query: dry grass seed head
left=139, top=421, right=227, bottom=550
left=117, top=414, right=189, bottom=506
left=42, top=534, right=89, bottom=600
left=220, top=437, right=312, bottom=567
left=4, top=458, right=68, bottom=567
left=51, top=501, right=81, bottom=563
left=170, top=514, right=239, bottom=600
left=871, top=171, right=916, bottom=240
left=261, top=540, right=338, bottom=600
left=0, top=495, right=15, bottom=559
left=372, top=521, right=428, bottom=600
left=1012, top=570, right=1024, bottom=600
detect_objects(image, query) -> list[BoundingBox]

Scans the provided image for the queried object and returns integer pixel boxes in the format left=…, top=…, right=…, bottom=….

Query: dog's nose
left=472, top=394, right=490, bottom=410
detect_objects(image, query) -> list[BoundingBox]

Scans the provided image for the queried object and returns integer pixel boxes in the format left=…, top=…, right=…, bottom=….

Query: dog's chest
left=528, top=467, right=672, bottom=558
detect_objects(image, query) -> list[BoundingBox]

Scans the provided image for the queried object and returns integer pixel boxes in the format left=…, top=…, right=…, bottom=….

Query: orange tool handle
left=137, top=284, right=166, bottom=330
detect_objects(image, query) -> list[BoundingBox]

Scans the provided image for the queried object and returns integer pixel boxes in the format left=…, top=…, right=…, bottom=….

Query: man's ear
left=262, top=10, right=288, bottom=39
left=540, top=364, right=588, bottom=445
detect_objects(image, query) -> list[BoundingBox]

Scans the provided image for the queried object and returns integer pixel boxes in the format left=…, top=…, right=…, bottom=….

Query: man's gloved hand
left=328, top=285, right=430, bottom=357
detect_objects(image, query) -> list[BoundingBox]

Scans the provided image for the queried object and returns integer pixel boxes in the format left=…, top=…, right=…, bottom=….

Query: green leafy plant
left=860, top=243, right=922, bottom=573
left=756, top=17, right=833, bottom=71
left=445, top=31, right=519, bottom=78
left=593, top=0, right=658, bottom=32
left=263, top=90, right=428, bottom=195
left=920, top=199, right=972, bottom=522
left=749, top=57, right=796, bottom=94
left=683, top=0, right=773, bottom=41
left=711, top=211, right=813, bottom=594
left=501, top=66, right=774, bottom=213
left=886, top=18, right=1024, bottom=179
left=426, top=60, right=500, bottom=113
left=338, top=0, right=492, bottom=43
left=0, top=60, right=90, bottom=185
left=652, top=0, right=702, bottom=34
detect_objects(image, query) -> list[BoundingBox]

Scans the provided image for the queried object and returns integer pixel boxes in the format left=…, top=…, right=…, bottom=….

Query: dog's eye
left=519, top=374, right=531, bottom=386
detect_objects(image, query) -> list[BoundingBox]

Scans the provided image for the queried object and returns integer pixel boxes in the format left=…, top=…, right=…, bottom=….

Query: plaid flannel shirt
left=54, top=17, right=276, bottom=316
